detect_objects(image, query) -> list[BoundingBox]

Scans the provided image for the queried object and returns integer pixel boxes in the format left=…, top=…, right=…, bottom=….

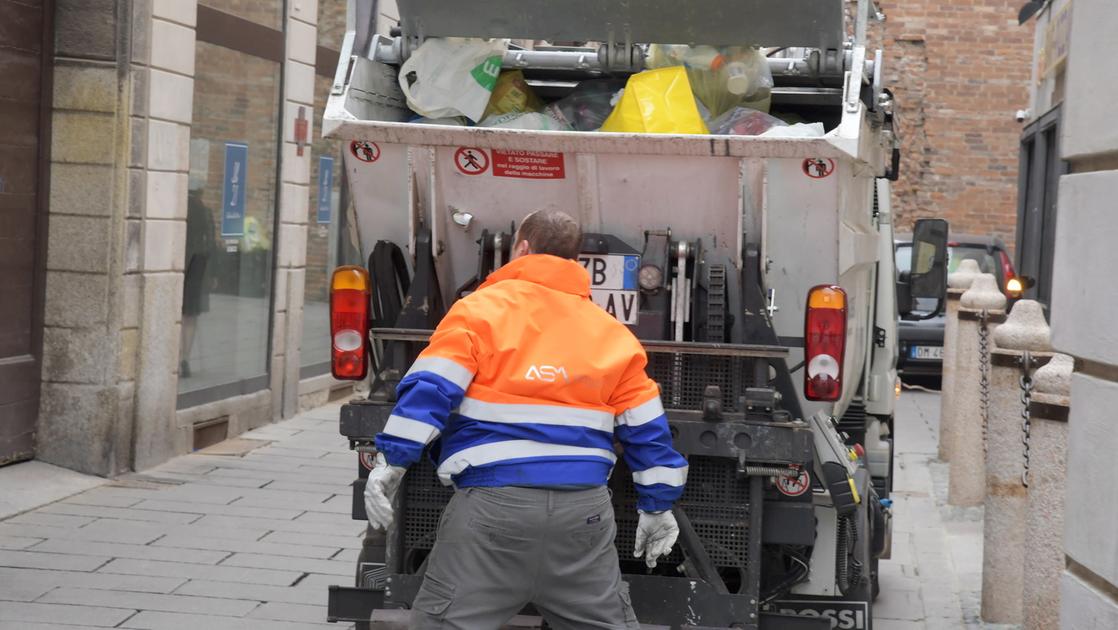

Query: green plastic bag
left=600, top=67, right=709, bottom=135
left=399, top=38, right=508, bottom=123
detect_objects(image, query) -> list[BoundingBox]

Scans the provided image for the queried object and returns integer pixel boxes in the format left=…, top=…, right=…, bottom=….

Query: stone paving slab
left=0, top=403, right=361, bottom=629
left=0, top=460, right=105, bottom=520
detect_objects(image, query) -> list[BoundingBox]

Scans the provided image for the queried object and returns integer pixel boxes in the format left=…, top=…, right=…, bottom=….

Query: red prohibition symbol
left=351, top=140, right=381, bottom=163
left=776, top=468, right=811, bottom=497
left=802, top=158, right=836, bottom=179
left=455, top=147, right=490, bottom=175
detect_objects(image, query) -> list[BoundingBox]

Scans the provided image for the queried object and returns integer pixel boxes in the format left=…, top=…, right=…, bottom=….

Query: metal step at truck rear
left=835, top=400, right=868, bottom=445
left=837, top=400, right=891, bottom=497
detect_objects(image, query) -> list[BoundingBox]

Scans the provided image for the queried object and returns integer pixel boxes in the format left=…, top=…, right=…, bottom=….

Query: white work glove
left=634, top=509, right=679, bottom=569
left=363, top=453, right=406, bottom=532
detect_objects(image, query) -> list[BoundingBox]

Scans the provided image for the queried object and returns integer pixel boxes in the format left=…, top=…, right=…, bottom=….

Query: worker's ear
left=511, top=239, right=532, bottom=260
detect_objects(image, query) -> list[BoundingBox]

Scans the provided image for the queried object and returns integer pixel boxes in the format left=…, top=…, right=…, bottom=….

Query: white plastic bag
left=479, top=112, right=572, bottom=131
left=399, top=38, right=508, bottom=123
left=759, top=122, right=826, bottom=138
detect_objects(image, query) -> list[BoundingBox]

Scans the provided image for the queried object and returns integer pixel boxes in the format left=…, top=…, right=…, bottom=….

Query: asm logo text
left=525, top=365, right=569, bottom=383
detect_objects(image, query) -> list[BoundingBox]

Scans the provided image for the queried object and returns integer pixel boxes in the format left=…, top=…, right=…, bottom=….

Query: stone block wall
left=37, top=0, right=133, bottom=476
left=1048, top=0, right=1118, bottom=624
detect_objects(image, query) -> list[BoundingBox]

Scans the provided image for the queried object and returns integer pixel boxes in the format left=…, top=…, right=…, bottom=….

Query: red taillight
left=330, top=266, right=370, bottom=380
left=805, top=285, right=847, bottom=401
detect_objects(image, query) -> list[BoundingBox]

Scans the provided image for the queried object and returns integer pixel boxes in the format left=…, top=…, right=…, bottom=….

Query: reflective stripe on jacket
left=375, top=254, right=688, bottom=512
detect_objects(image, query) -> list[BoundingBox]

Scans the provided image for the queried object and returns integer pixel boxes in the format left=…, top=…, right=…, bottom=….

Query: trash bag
left=599, top=67, right=709, bottom=135
left=409, top=116, right=469, bottom=126
left=759, top=122, right=827, bottom=138
left=545, top=79, right=626, bottom=131
left=709, top=107, right=787, bottom=136
left=399, top=38, right=508, bottom=123
left=479, top=112, right=572, bottom=131
left=647, top=44, right=774, bottom=118
left=482, top=71, right=544, bottom=120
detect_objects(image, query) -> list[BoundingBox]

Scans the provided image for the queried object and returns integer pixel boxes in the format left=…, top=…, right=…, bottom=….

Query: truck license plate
left=910, top=345, right=943, bottom=360
left=579, top=254, right=640, bottom=325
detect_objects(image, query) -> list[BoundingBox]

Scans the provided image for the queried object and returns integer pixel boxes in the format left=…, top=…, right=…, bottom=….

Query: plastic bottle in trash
left=651, top=44, right=714, bottom=70
left=679, top=45, right=724, bottom=71
left=724, top=61, right=751, bottom=96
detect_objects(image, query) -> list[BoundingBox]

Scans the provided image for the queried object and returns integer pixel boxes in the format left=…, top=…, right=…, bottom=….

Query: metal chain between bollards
left=979, top=310, right=991, bottom=454
left=1019, top=351, right=1035, bottom=488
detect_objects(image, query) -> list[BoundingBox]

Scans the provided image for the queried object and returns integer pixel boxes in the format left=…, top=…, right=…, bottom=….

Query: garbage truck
left=322, top=1, right=949, bottom=628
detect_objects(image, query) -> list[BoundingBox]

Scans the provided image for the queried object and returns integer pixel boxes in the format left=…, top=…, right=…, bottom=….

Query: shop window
left=179, top=12, right=284, bottom=408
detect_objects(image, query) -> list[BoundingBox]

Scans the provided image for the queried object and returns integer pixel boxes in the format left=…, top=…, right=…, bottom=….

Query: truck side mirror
left=897, top=218, right=948, bottom=319
left=909, top=219, right=948, bottom=300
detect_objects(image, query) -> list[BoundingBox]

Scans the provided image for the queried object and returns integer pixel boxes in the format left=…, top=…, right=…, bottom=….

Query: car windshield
left=896, top=244, right=1003, bottom=315
left=896, top=244, right=1001, bottom=280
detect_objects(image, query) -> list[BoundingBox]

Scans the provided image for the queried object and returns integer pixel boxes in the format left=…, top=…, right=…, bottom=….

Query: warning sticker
left=776, top=468, right=811, bottom=497
left=492, top=150, right=566, bottom=179
left=455, top=147, right=489, bottom=175
left=802, top=158, right=835, bottom=179
left=359, top=452, right=376, bottom=471
left=351, top=141, right=380, bottom=163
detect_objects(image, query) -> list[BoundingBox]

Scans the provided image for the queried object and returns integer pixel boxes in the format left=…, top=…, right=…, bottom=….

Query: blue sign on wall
left=221, top=142, right=248, bottom=237
left=317, top=156, right=334, bottom=224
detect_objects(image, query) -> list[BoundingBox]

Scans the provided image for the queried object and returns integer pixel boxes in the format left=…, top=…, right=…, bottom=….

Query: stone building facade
left=1, top=0, right=396, bottom=476
left=1024, top=0, right=1118, bottom=625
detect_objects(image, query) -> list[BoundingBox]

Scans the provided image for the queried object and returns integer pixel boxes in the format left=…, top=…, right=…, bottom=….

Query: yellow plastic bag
left=482, top=71, right=544, bottom=120
left=600, top=67, right=709, bottom=134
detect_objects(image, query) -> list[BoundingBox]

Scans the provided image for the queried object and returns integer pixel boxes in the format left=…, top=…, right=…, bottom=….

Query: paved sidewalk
left=0, top=392, right=998, bottom=629
left=0, top=403, right=359, bottom=630
left=875, top=390, right=1010, bottom=630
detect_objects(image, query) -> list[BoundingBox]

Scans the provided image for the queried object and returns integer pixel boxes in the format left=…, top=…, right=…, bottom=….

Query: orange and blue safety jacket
left=375, top=254, right=688, bottom=512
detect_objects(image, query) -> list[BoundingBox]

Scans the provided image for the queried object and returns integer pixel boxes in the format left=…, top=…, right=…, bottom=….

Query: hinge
left=874, top=326, right=887, bottom=348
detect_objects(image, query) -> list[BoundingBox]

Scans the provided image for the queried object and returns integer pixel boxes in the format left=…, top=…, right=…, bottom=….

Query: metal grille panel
left=611, top=456, right=751, bottom=568
left=647, top=353, right=755, bottom=412
left=402, top=456, right=752, bottom=571
left=401, top=460, right=454, bottom=551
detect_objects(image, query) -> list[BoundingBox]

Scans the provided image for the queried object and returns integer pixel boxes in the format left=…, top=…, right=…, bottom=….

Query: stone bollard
left=981, top=300, right=1053, bottom=624
left=1021, top=353, right=1073, bottom=630
left=940, top=259, right=982, bottom=462
left=948, top=273, right=1007, bottom=507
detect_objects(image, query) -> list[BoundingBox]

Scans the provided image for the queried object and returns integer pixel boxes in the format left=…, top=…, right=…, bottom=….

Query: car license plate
left=910, top=345, right=943, bottom=360
left=578, top=254, right=640, bottom=325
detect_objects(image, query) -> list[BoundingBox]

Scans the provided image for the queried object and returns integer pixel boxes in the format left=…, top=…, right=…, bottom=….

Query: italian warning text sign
left=491, top=150, right=565, bottom=179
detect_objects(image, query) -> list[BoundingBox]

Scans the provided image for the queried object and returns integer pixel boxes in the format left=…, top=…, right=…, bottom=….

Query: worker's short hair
left=516, top=210, right=582, bottom=260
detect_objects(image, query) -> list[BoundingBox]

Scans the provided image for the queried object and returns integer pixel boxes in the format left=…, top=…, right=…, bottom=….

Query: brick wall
left=872, top=0, right=1035, bottom=249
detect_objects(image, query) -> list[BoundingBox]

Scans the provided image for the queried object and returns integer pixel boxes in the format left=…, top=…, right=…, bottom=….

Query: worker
left=363, top=209, right=688, bottom=629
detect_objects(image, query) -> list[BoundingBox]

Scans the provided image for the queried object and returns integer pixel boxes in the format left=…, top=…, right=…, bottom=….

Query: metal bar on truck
left=371, top=328, right=788, bottom=358
left=370, top=39, right=844, bottom=79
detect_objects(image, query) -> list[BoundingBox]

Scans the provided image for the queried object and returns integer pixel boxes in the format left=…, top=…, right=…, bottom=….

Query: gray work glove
left=634, top=509, right=679, bottom=568
left=363, top=453, right=406, bottom=532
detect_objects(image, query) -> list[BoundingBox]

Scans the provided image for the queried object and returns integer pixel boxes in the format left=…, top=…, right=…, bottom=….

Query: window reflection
left=179, top=41, right=281, bottom=405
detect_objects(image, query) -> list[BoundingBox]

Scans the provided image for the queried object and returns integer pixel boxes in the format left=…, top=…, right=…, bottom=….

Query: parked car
left=895, top=234, right=1022, bottom=376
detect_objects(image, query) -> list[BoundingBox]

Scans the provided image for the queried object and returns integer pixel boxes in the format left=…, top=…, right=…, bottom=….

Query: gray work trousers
left=411, top=486, right=639, bottom=629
